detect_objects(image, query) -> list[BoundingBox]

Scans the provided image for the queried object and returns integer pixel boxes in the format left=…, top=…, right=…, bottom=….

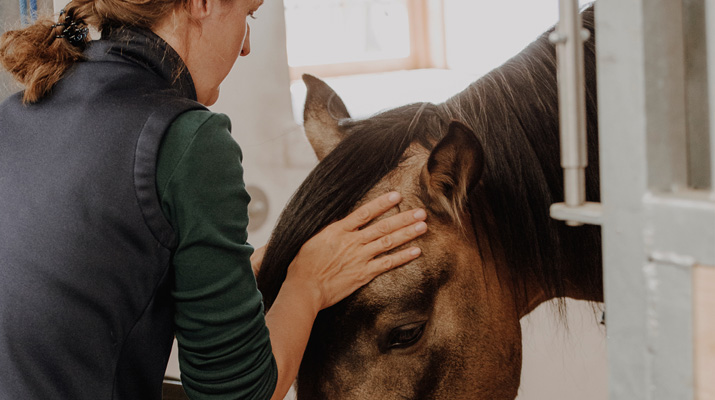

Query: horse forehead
left=356, top=143, right=430, bottom=215
left=349, top=144, right=439, bottom=306
left=353, top=247, right=454, bottom=310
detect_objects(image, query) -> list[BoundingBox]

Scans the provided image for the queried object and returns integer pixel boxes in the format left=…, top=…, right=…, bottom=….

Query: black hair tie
left=51, top=9, right=89, bottom=46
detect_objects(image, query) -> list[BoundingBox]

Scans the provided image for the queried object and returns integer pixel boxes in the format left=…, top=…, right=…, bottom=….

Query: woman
left=0, top=0, right=428, bottom=399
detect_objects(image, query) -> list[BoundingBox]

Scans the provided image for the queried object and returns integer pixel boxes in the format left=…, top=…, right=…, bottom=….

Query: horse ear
left=420, top=120, right=484, bottom=223
left=303, top=74, right=351, bottom=160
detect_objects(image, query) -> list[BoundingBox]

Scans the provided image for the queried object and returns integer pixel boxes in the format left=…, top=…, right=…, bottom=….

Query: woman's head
left=0, top=0, right=261, bottom=105
left=153, top=0, right=263, bottom=105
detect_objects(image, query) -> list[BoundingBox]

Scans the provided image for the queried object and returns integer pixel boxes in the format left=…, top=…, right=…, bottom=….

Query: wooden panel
left=694, top=264, right=715, bottom=400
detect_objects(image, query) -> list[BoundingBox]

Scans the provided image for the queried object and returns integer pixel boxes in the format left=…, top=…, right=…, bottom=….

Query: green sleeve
left=156, top=110, right=277, bottom=400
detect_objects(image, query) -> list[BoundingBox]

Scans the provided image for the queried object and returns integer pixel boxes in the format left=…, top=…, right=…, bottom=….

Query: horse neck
left=467, top=188, right=603, bottom=319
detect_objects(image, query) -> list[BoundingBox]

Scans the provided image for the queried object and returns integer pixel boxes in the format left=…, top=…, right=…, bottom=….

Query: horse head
left=292, top=75, right=523, bottom=399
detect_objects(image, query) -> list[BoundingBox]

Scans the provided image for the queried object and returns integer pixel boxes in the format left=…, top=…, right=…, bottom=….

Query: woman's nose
left=240, top=24, right=251, bottom=57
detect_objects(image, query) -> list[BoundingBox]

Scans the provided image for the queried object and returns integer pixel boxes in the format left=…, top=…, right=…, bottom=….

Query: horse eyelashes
left=387, top=322, right=426, bottom=350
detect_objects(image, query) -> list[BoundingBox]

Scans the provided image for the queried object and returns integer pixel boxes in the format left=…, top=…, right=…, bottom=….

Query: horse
left=257, top=6, right=601, bottom=399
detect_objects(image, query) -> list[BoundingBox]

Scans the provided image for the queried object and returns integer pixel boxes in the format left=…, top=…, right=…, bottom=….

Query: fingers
left=341, top=191, right=402, bottom=231
left=366, top=246, right=422, bottom=277
left=360, top=208, right=427, bottom=244
left=365, top=219, right=427, bottom=257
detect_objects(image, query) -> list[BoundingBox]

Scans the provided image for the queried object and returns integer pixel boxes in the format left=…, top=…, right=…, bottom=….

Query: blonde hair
left=0, top=0, right=190, bottom=104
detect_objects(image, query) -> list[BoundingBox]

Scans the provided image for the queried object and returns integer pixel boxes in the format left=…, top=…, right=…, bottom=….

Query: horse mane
left=257, top=5, right=600, bottom=311
left=439, top=5, right=601, bottom=306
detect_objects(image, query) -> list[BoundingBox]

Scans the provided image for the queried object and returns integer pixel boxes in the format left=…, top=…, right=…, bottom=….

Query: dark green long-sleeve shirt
left=156, top=110, right=277, bottom=399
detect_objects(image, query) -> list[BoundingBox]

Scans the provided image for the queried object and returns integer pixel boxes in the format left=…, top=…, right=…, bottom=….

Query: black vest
left=0, top=28, right=205, bottom=399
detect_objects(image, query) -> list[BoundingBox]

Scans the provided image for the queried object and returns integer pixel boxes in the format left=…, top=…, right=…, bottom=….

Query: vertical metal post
left=553, top=0, right=587, bottom=208
left=684, top=0, right=712, bottom=190
left=549, top=0, right=603, bottom=226
left=707, top=0, right=715, bottom=190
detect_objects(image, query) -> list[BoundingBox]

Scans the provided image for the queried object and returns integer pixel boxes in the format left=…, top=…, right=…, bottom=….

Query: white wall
left=519, top=300, right=606, bottom=399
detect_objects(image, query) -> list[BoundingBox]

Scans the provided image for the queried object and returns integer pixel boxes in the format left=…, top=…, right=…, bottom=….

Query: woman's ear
left=186, top=0, right=212, bottom=19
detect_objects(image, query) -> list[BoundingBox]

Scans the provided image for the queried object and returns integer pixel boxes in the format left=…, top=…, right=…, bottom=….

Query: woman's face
left=186, top=0, right=264, bottom=105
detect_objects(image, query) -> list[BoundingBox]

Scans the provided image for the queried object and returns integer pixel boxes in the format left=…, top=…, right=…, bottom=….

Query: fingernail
left=410, top=247, right=421, bottom=256
left=414, top=222, right=427, bottom=233
left=388, top=192, right=401, bottom=202
left=413, top=209, right=426, bottom=220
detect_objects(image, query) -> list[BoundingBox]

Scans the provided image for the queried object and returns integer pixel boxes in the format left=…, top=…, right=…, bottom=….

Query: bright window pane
left=284, top=0, right=411, bottom=67
left=443, top=0, right=592, bottom=77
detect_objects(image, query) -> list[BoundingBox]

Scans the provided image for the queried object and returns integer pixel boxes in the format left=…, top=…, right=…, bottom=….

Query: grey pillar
left=598, top=0, right=715, bottom=399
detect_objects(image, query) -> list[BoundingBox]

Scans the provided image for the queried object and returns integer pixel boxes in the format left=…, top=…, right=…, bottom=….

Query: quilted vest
left=0, top=27, right=205, bottom=399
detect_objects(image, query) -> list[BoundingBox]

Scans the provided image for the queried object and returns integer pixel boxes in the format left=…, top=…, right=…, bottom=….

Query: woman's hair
left=0, top=0, right=190, bottom=104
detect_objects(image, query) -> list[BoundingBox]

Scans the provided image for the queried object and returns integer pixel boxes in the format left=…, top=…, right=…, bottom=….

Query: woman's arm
left=158, top=111, right=278, bottom=399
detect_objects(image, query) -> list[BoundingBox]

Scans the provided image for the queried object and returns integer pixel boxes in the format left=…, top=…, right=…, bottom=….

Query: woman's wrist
left=278, top=273, right=323, bottom=317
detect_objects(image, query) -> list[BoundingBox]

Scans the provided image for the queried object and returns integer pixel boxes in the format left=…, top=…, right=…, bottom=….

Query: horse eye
left=387, top=322, right=426, bottom=350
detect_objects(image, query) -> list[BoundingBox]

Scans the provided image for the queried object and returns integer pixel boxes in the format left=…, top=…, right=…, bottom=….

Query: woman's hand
left=284, top=191, right=427, bottom=312
left=266, top=192, right=426, bottom=400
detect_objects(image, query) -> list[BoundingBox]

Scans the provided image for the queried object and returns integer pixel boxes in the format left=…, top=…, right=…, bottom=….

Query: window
left=284, top=0, right=444, bottom=79
left=284, top=0, right=593, bottom=81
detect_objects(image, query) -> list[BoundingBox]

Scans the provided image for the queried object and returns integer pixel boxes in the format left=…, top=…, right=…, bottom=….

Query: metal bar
left=642, top=1, right=688, bottom=191
left=706, top=0, right=715, bottom=190
left=684, top=0, right=712, bottom=190
left=550, top=0, right=592, bottom=226
left=549, top=201, right=602, bottom=225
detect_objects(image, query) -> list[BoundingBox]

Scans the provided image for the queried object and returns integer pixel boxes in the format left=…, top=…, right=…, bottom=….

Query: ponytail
left=0, top=3, right=93, bottom=104
left=0, top=0, right=189, bottom=104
